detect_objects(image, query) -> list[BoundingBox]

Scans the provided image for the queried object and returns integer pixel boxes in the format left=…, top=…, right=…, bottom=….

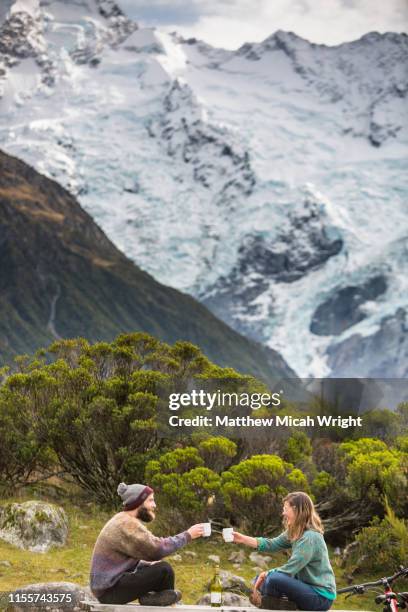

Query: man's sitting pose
left=90, top=482, right=204, bottom=605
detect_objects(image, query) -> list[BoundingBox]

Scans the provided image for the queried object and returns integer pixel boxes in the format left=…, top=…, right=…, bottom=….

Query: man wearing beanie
left=90, top=482, right=204, bottom=605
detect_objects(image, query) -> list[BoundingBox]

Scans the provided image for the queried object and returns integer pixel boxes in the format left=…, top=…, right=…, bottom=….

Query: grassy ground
left=0, top=490, right=388, bottom=611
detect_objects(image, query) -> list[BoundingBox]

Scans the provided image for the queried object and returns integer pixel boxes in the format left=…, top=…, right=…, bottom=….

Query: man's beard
left=138, top=507, right=155, bottom=523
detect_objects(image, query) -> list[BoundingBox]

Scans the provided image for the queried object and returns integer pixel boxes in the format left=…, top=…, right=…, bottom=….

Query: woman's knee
left=265, top=571, right=288, bottom=588
left=262, top=571, right=288, bottom=596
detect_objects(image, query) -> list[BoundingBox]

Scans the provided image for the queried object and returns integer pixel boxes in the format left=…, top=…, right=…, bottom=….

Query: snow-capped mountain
left=1, top=0, right=407, bottom=378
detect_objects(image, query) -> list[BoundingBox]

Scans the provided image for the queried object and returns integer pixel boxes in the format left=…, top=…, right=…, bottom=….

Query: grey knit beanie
left=117, top=482, right=154, bottom=511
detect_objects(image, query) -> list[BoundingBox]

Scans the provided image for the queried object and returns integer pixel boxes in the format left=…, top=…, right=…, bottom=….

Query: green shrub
left=358, top=408, right=401, bottom=440
left=396, top=402, right=408, bottom=428
left=148, top=467, right=221, bottom=530
left=353, top=502, right=408, bottom=573
left=0, top=373, right=55, bottom=493
left=339, top=438, right=407, bottom=512
left=281, top=432, right=317, bottom=483
left=311, top=471, right=336, bottom=501
left=312, top=439, right=345, bottom=481
left=145, top=447, right=204, bottom=481
left=282, top=432, right=312, bottom=464
left=198, top=437, right=237, bottom=472
left=340, top=438, right=387, bottom=458
left=220, top=454, right=309, bottom=532
left=0, top=334, right=232, bottom=507
left=394, top=435, right=408, bottom=453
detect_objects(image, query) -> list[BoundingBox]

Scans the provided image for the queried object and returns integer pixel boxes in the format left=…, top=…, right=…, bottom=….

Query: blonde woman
left=232, top=492, right=336, bottom=611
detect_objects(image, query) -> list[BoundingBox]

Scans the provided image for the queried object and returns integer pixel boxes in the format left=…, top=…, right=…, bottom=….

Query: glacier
left=1, top=0, right=407, bottom=378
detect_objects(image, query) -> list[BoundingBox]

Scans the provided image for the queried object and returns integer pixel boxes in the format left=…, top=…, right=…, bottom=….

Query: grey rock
left=0, top=11, right=57, bottom=92
left=208, top=554, right=220, bottom=564
left=235, top=217, right=342, bottom=284
left=171, top=554, right=182, bottom=561
left=149, top=80, right=256, bottom=211
left=0, top=560, right=12, bottom=567
left=228, top=549, right=246, bottom=563
left=0, top=12, right=43, bottom=61
left=198, top=593, right=252, bottom=606
left=206, top=570, right=251, bottom=595
left=5, top=582, right=96, bottom=612
left=202, top=197, right=343, bottom=344
left=310, top=275, right=387, bottom=336
left=184, top=550, right=197, bottom=558
left=328, top=307, right=408, bottom=378
left=0, top=501, right=68, bottom=553
left=249, top=552, right=272, bottom=568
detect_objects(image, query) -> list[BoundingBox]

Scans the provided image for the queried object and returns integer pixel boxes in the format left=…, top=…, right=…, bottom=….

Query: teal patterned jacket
left=257, top=529, right=336, bottom=599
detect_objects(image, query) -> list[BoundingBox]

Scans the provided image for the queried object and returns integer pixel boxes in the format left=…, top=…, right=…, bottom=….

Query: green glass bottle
left=209, top=564, right=222, bottom=607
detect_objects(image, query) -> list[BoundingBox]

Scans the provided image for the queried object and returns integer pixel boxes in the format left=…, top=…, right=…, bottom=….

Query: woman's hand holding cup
left=230, top=530, right=245, bottom=543
left=222, top=528, right=234, bottom=542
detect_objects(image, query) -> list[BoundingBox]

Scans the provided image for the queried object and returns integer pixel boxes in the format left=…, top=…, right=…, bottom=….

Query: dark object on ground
left=318, top=498, right=382, bottom=545
left=261, top=595, right=297, bottom=610
left=139, top=589, right=182, bottom=606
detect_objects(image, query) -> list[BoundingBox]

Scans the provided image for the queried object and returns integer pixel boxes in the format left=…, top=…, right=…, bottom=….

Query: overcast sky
left=121, top=0, right=408, bottom=48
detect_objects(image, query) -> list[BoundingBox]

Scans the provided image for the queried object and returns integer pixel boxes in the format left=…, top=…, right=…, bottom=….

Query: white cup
left=202, top=522, right=211, bottom=537
left=223, top=527, right=234, bottom=542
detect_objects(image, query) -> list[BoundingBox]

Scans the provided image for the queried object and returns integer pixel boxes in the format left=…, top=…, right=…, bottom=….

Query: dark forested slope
left=0, top=150, right=295, bottom=382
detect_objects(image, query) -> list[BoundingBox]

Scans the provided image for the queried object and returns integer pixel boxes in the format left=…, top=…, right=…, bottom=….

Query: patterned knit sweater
left=90, top=512, right=191, bottom=598
left=257, top=529, right=336, bottom=599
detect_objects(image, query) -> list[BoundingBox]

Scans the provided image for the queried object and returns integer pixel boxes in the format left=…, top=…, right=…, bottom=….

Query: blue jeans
left=261, top=571, right=332, bottom=611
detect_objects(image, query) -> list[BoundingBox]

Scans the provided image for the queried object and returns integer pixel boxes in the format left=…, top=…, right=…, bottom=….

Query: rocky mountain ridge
left=1, top=0, right=407, bottom=377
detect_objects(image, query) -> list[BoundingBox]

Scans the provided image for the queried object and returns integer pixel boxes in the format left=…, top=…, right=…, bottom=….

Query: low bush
left=352, top=501, right=408, bottom=573
left=220, top=454, right=308, bottom=532
left=339, top=438, right=407, bottom=513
